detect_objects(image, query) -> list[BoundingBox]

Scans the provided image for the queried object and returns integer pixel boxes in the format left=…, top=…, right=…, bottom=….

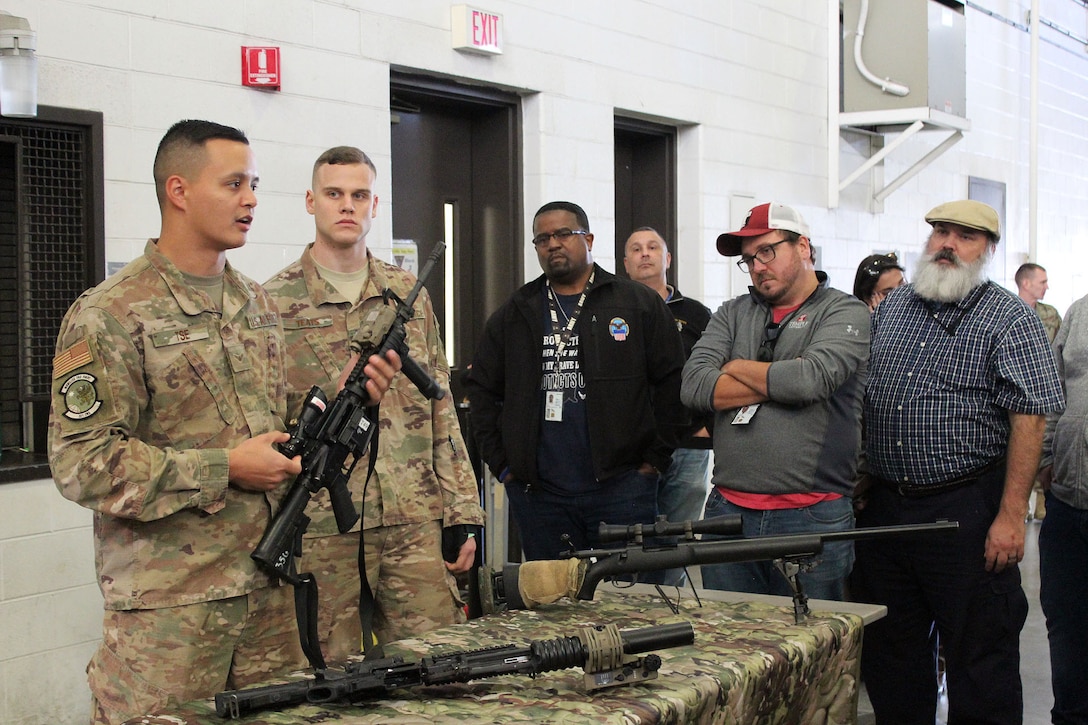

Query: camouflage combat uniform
left=1037, top=300, right=1062, bottom=343
left=264, top=245, right=484, bottom=657
left=48, top=240, right=304, bottom=724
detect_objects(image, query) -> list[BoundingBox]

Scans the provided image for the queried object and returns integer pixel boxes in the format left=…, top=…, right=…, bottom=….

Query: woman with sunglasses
left=853, top=253, right=905, bottom=312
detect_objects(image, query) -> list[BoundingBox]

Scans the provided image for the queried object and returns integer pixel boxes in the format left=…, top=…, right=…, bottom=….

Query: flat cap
left=924, top=200, right=1000, bottom=242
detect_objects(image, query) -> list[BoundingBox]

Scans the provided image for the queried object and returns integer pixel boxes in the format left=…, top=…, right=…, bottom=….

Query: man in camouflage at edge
left=263, top=146, right=484, bottom=657
left=47, top=121, right=398, bottom=725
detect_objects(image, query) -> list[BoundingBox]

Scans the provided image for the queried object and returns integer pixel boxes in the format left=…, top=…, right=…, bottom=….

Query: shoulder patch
left=53, top=338, right=95, bottom=379
left=60, top=373, right=103, bottom=420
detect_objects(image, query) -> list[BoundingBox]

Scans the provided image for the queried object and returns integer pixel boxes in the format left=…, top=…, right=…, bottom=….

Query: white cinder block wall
left=2, top=1, right=1086, bottom=722
left=0, top=480, right=100, bottom=723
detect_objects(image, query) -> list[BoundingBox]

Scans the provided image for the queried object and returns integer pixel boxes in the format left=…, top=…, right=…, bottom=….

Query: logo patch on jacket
left=609, top=317, right=629, bottom=341
left=60, top=373, right=102, bottom=420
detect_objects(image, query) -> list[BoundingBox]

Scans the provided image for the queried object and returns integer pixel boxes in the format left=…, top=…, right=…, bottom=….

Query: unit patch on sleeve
left=60, top=372, right=102, bottom=420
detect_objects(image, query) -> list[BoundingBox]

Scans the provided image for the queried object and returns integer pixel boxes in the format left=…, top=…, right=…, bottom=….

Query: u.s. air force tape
left=60, top=372, right=102, bottom=420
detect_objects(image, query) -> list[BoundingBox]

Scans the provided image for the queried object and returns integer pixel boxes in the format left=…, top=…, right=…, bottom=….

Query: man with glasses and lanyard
left=466, top=201, right=686, bottom=562
left=681, top=202, right=870, bottom=599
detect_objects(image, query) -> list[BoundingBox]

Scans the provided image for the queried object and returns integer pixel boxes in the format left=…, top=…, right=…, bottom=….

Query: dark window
left=0, top=107, right=104, bottom=482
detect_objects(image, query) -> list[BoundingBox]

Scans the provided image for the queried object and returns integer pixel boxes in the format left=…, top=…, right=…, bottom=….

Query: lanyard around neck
left=546, top=272, right=594, bottom=359
left=922, top=282, right=989, bottom=337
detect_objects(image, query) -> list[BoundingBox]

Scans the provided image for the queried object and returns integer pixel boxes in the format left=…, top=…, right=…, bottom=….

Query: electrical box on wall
left=842, top=0, right=965, bottom=116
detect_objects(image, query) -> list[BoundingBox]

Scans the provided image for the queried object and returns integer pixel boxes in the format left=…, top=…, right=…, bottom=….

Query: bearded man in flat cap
left=851, top=200, right=1064, bottom=724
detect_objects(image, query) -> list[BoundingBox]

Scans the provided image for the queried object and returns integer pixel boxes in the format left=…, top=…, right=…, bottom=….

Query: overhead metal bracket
left=834, top=107, right=970, bottom=206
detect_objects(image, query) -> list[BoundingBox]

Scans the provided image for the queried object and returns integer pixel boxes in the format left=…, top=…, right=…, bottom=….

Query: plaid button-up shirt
left=865, top=282, right=1064, bottom=486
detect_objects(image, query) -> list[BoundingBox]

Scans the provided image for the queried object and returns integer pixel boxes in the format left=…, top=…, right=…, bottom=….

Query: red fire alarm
left=241, top=46, right=280, bottom=90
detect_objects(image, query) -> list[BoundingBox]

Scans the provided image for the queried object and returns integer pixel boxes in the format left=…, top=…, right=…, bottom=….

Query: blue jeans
left=699, top=488, right=854, bottom=601
left=656, top=448, right=710, bottom=586
left=1039, top=492, right=1088, bottom=724
left=658, top=447, right=711, bottom=524
left=505, top=468, right=659, bottom=561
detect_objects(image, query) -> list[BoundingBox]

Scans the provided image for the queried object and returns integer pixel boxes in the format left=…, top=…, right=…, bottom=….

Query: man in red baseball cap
left=715, top=202, right=812, bottom=256
left=682, top=201, right=870, bottom=601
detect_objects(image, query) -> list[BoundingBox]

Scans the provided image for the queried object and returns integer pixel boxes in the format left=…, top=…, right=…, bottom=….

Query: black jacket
left=666, top=288, right=714, bottom=449
left=466, top=265, right=686, bottom=489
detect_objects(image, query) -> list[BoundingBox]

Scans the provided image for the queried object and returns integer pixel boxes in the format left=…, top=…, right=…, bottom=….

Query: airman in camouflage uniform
left=48, top=122, right=399, bottom=725
left=262, top=146, right=484, bottom=659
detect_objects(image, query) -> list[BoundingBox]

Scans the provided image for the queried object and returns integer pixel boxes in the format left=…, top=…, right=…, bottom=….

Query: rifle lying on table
left=482, top=517, right=959, bottom=623
left=214, top=620, right=694, bottom=719
left=251, top=243, right=448, bottom=670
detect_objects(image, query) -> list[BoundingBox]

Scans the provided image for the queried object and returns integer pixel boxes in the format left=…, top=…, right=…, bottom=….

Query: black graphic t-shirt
left=537, top=289, right=597, bottom=493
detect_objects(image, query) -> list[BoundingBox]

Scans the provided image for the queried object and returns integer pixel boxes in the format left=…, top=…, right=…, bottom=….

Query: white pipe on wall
left=853, top=0, right=910, bottom=97
left=1029, top=0, right=1039, bottom=261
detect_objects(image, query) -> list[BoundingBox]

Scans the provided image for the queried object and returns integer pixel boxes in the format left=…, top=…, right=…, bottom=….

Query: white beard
left=912, top=246, right=992, bottom=303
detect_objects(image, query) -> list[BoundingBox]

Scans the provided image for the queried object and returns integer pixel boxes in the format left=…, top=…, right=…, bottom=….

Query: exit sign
left=451, top=5, right=503, bottom=55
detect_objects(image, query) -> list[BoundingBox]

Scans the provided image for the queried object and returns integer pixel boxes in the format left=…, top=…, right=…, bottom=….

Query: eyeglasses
left=736, top=239, right=793, bottom=273
left=531, top=228, right=589, bottom=247
left=756, top=322, right=782, bottom=363
left=861, top=253, right=899, bottom=276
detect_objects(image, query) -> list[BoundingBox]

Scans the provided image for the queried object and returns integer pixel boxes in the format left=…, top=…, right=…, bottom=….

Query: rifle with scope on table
left=214, top=620, right=694, bottom=719
left=482, top=516, right=959, bottom=623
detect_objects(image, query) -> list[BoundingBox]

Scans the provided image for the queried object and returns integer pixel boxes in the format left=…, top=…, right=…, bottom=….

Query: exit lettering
left=452, top=5, right=503, bottom=55
left=472, top=10, right=500, bottom=49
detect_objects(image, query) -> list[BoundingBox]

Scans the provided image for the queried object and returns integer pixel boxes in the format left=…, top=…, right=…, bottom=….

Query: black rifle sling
left=293, top=572, right=328, bottom=671
left=358, top=404, right=381, bottom=656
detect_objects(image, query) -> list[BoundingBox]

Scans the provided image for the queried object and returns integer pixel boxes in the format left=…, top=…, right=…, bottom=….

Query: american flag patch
left=54, top=338, right=94, bottom=379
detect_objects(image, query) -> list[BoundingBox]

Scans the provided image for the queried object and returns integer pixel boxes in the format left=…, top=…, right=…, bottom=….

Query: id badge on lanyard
left=543, top=274, right=593, bottom=424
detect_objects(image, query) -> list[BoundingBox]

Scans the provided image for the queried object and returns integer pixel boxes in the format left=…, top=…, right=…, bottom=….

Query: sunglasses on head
left=862, top=253, right=899, bottom=276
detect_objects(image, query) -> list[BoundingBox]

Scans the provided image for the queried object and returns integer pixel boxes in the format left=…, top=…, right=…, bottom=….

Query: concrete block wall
left=1, top=1, right=1086, bottom=722
left=0, top=479, right=99, bottom=724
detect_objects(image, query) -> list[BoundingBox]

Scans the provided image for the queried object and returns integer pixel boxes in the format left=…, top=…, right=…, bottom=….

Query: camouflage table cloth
left=128, top=590, right=863, bottom=724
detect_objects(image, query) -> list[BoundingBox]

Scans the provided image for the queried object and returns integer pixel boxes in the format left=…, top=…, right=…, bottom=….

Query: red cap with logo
left=716, top=202, right=811, bottom=256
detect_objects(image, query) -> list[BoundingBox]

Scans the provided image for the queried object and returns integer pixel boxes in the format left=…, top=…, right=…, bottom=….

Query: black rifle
left=487, top=519, right=958, bottom=623
left=214, top=620, right=694, bottom=719
left=251, top=243, right=448, bottom=670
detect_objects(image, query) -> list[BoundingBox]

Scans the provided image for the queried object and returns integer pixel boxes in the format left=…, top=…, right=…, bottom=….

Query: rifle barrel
left=619, top=621, right=694, bottom=653
left=575, top=521, right=958, bottom=599
left=816, top=520, right=958, bottom=543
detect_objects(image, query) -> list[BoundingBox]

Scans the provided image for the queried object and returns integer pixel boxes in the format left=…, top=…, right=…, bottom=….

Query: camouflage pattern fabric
left=300, top=524, right=466, bottom=657
left=89, top=587, right=304, bottom=725
left=263, top=246, right=483, bottom=654
left=1036, top=301, right=1062, bottom=343
left=48, top=239, right=307, bottom=723
left=127, top=590, right=863, bottom=725
left=361, top=522, right=467, bottom=646
left=262, top=246, right=483, bottom=535
left=49, top=240, right=288, bottom=610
